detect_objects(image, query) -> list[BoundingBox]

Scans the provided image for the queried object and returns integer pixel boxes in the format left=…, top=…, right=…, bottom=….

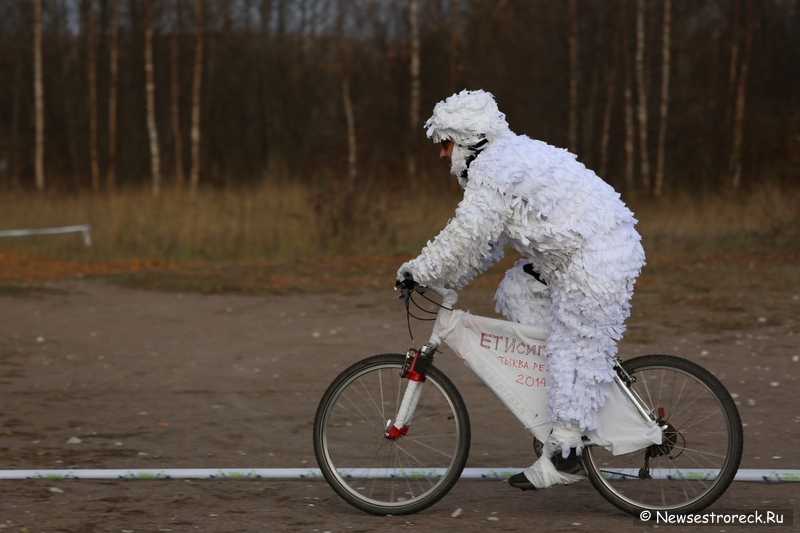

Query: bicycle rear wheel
left=583, top=354, right=743, bottom=515
left=313, top=353, right=470, bottom=515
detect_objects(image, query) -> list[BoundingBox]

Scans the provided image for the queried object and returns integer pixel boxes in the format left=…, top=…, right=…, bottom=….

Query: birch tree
left=567, top=0, right=579, bottom=153
left=171, top=0, right=185, bottom=190
left=144, top=0, right=162, bottom=196
left=33, top=0, right=45, bottom=191
left=729, top=0, right=755, bottom=190
left=54, top=0, right=80, bottom=188
left=725, top=0, right=741, bottom=133
left=87, top=0, right=100, bottom=191
left=107, top=0, right=121, bottom=190
left=10, top=17, right=23, bottom=188
left=258, top=0, right=272, bottom=176
left=448, top=0, right=459, bottom=93
left=337, top=1, right=357, bottom=194
left=1, top=0, right=798, bottom=193
left=408, top=0, right=420, bottom=180
left=342, top=76, right=357, bottom=194
left=190, top=0, right=204, bottom=193
left=634, top=0, right=650, bottom=193
left=599, top=13, right=623, bottom=179
left=654, top=0, right=671, bottom=197
left=622, top=6, right=636, bottom=199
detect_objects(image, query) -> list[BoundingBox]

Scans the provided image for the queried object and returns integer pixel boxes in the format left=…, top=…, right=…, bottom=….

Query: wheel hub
left=647, top=420, right=680, bottom=458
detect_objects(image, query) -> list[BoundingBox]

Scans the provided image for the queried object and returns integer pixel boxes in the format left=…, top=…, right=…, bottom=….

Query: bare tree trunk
left=144, top=0, right=162, bottom=196
left=567, top=0, right=579, bottom=153
left=729, top=0, right=755, bottom=190
left=623, top=10, right=636, bottom=199
left=634, top=0, right=650, bottom=193
left=624, top=82, right=636, bottom=197
left=88, top=0, right=101, bottom=191
left=33, top=0, right=45, bottom=191
left=342, top=76, right=357, bottom=194
left=55, top=0, right=80, bottom=189
left=727, top=0, right=741, bottom=100
left=334, top=1, right=356, bottom=199
left=171, top=0, right=185, bottom=190
left=107, top=0, right=121, bottom=190
left=600, top=17, right=622, bottom=179
left=448, top=0, right=458, bottom=93
left=407, top=0, right=420, bottom=180
left=599, top=77, right=616, bottom=179
left=259, top=0, right=273, bottom=177
left=582, top=4, right=606, bottom=164
left=654, top=0, right=671, bottom=197
left=10, top=23, right=23, bottom=189
left=722, top=0, right=740, bottom=187
left=190, top=0, right=205, bottom=194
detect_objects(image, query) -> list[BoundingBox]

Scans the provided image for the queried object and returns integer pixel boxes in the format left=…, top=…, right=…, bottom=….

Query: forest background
left=0, top=0, right=798, bottom=276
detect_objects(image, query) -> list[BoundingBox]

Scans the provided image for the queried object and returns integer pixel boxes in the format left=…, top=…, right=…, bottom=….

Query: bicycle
left=313, top=281, right=743, bottom=517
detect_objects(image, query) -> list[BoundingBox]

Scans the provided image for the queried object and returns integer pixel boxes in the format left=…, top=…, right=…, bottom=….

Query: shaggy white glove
left=396, top=261, right=418, bottom=284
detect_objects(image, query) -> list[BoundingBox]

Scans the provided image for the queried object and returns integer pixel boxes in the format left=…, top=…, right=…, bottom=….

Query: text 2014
left=516, top=374, right=547, bottom=387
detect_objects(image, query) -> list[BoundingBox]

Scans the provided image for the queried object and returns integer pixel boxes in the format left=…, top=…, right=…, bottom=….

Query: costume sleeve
left=407, top=185, right=509, bottom=289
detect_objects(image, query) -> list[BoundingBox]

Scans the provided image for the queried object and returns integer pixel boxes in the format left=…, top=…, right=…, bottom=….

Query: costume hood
left=424, top=89, right=509, bottom=146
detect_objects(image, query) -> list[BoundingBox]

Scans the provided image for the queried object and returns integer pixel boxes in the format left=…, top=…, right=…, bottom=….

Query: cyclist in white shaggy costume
left=397, top=89, right=645, bottom=490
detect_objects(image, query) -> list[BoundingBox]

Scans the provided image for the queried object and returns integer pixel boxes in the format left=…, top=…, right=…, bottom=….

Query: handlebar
left=394, top=276, right=458, bottom=310
left=428, top=286, right=459, bottom=310
left=394, top=272, right=419, bottom=292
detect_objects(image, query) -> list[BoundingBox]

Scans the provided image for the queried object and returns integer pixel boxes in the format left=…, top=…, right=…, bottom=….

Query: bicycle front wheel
left=583, top=354, right=743, bottom=515
left=313, top=353, right=470, bottom=515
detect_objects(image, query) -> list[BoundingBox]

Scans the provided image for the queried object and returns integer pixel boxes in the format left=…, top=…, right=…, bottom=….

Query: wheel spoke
left=584, top=355, right=742, bottom=515
left=314, top=355, right=469, bottom=515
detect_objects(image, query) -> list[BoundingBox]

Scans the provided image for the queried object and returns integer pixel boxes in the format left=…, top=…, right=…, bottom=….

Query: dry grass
left=0, top=182, right=455, bottom=261
left=631, top=183, right=800, bottom=252
left=0, top=181, right=798, bottom=263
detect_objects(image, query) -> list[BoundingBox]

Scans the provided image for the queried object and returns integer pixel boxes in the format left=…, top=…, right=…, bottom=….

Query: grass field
left=0, top=183, right=453, bottom=261
left=0, top=182, right=798, bottom=292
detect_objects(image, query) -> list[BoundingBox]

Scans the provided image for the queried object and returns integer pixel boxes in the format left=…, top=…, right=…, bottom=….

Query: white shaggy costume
left=398, top=90, right=645, bottom=475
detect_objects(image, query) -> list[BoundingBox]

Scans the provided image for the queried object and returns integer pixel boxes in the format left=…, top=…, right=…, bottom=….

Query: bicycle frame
left=612, top=363, right=660, bottom=424
left=389, top=286, right=662, bottom=454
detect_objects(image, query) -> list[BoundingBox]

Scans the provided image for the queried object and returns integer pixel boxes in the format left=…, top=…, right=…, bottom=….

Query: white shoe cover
left=523, top=425, right=586, bottom=490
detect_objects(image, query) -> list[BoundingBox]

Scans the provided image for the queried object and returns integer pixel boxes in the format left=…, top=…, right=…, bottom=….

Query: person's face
left=439, top=140, right=454, bottom=167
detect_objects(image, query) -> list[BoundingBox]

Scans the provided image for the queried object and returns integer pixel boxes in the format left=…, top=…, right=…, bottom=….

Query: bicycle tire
left=313, top=353, right=471, bottom=515
left=583, top=354, right=743, bottom=515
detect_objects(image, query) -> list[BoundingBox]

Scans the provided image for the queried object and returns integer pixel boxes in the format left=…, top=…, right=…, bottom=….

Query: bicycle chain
left=597, top=468, right=648, bottom=480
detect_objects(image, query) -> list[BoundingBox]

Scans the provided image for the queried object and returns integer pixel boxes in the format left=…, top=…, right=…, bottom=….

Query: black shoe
left=508, top=471, right=538, bottom=491
left=553, top=449, right=586, bottom=476
left=553, top=449, right=585, bottom=476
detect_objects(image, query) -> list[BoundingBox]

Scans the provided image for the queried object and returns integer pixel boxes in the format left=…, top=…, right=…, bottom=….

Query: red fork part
left=384, top=425, right=409, bottom=439
left=658, top=407, right=666, bottom=419
left=405, top=369, right=425, bottom=382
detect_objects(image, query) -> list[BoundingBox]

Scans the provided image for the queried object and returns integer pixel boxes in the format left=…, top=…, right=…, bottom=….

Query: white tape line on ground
left=0, top=468, right=797, bottom=481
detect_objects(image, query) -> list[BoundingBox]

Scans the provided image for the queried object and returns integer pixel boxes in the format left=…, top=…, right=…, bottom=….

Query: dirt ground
left=0, top=252, right=798, bottom=532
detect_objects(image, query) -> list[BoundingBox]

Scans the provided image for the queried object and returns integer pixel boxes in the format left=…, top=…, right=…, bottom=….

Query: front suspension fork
left=384, top=343, right=437, bottom=439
